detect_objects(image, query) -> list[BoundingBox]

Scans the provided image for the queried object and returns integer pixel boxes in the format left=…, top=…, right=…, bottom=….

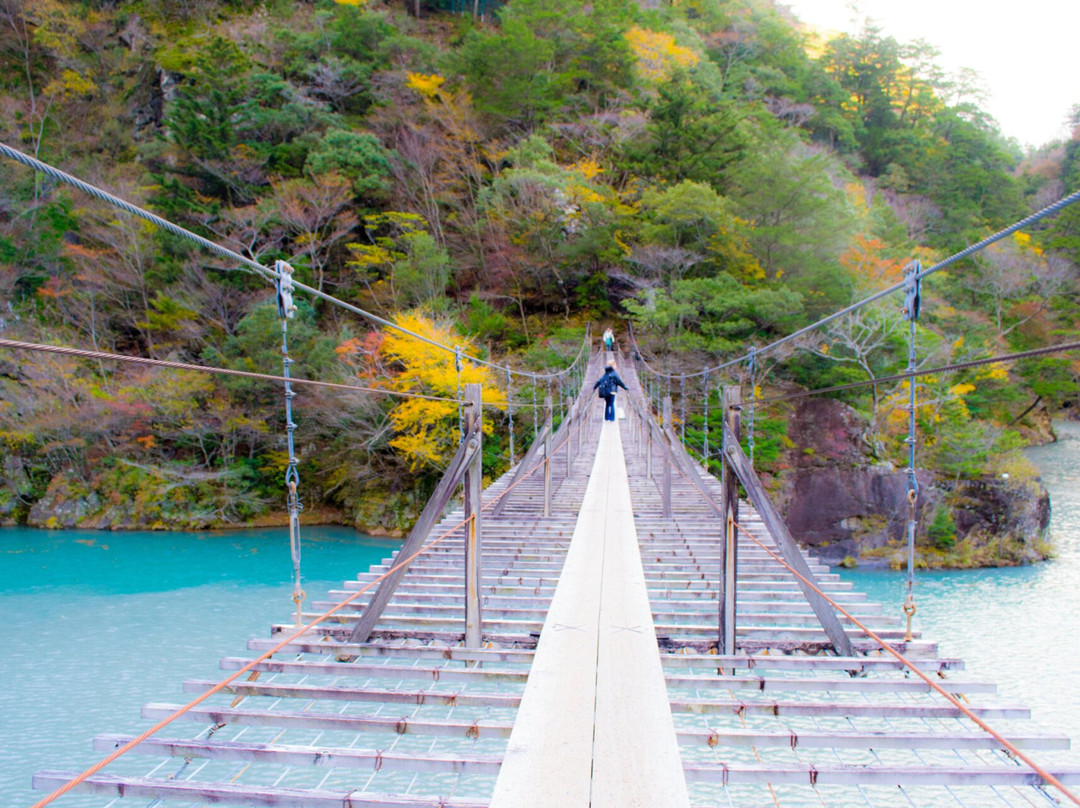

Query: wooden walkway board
left=491, top=420, right=691, bottom=808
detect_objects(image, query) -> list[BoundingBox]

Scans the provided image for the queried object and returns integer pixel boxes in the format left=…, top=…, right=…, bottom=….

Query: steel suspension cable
left=625, top=189, right=1080, bottom=382
left=728, top=518, right=1080, bottom=807
left=0, top=141, right=587, bottom=383
left=750, top=341, right=1080, bottom=406
left=0, top=338, right=459, bottom=403
left=28, top=406, right=588, bottom=808
left=753, top=187, right=1080, bottom=362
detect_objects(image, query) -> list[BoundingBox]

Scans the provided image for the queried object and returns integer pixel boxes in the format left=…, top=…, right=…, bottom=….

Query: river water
left=840, top=420, right=1080, bottom=755
left=2, top=424, right=1078, bottom=806
left=0, top=526, right=399, bottom=806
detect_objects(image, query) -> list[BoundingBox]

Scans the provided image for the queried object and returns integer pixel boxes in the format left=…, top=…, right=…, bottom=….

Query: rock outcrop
left=772, top=398, right=1051, bottom=567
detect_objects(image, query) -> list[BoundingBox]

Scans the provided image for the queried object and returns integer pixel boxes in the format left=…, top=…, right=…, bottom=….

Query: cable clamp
left=275, top=260, right=297, bottom=320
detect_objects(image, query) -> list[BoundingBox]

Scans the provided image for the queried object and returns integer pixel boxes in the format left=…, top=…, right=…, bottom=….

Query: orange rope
left=626, top=386, right=1080, bottom=804
left=30, top=386, right=593, bottom=808
left=729, top=517, right=1080, bottom=806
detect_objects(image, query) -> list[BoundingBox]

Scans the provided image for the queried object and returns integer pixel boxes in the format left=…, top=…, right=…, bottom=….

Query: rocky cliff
left=770, top=398, right=1051, bottom=568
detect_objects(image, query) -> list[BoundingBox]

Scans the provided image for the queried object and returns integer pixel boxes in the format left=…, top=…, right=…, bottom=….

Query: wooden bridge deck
left=34, top=359, right=1079, bottom=807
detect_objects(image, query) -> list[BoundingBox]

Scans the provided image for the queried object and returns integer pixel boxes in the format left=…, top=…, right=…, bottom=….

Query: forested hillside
left=0, top=0, right=1077, bottom=559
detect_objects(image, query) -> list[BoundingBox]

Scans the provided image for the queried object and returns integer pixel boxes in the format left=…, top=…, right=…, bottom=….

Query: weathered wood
left=32, top=772, right=488, bottom=808
left=543, top=395, right=552, bottom=518
left=492, top=419, right=690, bottom=808
left=565, top=394, right=574, bottom=475
left=244, top=640, right=965, bottom=671
left=719, top=386, right=740, bottom=654
left=93, top=734, right=504, bottom=774
left=722, top=421, right=857, bottom=657
left=662, top=396, right=673, bottom=518
left=681, top=763, right=1080, bottom=787
left=463, top=383, right=483, bottom=647
left=141, top=702, right=515, bottom=737
left=183, top=679, right=521, bottom=707
left=671, top=728, right=1071, bottom=751
left=348, top=420, right=482, bottom=643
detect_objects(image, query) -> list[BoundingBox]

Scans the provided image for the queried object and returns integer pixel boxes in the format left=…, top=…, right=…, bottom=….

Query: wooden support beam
left=93, top=734, right=503, bottom=774
left=463, top=383, right=483, bottom=647
left=543, top=395, right=552, bottom=518
left=671, top=728, right=1070, bottom=752
left=662, top=396, right=673, bottom=518
left=719, top=386, right=740, bottom=655
left=32, top=772, right=487, bottom=808
left=680, top=763, right=1080, bottom=787
left=565, top=394, right=574, bottom=475
left=722, top=422, right=857, bottom=657
left=348, top=421, right=481, bottom=643
left=141, top=702, right=515, bottom=737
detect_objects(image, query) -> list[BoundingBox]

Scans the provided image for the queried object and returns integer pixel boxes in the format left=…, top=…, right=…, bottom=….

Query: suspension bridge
left=5, top=142, right=1080, bottom=808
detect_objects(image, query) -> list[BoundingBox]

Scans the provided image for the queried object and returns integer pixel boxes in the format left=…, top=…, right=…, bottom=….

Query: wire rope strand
left=506, top=366, right=515, bottom=466
left=0, top=337, right=467, bottom=402
left=751, top=340, right=1080, bottom=406
left=625, top=188, right=1080, bottom=382
left=275, top=263, right=305, bottom=627
left=0, top=141, right=592, bottom=381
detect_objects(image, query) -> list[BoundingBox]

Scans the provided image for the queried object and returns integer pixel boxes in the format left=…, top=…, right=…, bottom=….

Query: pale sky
left=779, top=0, right=1080, bottom=150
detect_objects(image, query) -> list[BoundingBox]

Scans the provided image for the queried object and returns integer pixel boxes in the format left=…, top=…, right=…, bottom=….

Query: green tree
left=624, top=66, right=745, bottom=188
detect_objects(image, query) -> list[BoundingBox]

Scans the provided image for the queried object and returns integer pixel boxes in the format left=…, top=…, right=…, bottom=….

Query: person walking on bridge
left=593, top=362, right=628, bottom=422
left=602, top=327, right=615, bottom=352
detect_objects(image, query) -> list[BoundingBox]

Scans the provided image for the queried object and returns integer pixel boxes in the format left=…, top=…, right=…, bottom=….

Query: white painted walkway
left=490, top=421, right=691, bottom=808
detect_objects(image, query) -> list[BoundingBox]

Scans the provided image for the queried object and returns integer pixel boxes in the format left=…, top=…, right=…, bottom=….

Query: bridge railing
left=349, top=347, right=600, bottom=646
left=621, top=367, right=855, bottom=656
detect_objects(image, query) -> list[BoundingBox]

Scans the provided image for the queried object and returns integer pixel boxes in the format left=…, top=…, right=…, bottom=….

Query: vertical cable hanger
left=902, top=259, right=922, bottom=641
left=680, top=376, right=686, bottom=446
left=506, top=366, right=515, bottom=465
left=275, top=261, right=304, bottom=627
left=455, top=345, right=464, bottom=444
left=702, top=370, right=710, bottom=465
left=747, top=346, right=757, bottom=468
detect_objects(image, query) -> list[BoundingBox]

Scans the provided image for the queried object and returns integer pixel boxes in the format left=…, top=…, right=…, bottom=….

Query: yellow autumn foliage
left=570, top=158, right=603, bottom=180
left=380, top=312, right=503, bottom=471
left=978, top=363, right=1009, bottom=381
left=625, top=26, right=699, bottom=82
left=406, top=72, right=446, bottom=100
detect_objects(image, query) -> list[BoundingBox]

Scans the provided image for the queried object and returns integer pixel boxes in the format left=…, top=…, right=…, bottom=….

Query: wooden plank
left=348, top=421, right=481, bottom=643
left=463, top=383, right=484, bottom=647
left=680, top=763, right=1080, bottom=787
left=671, top=727, right=1071, bottom=751
left=182, top=679, right=521, bottom=707
left=489, top=418, right=611, bottom=807
left=667, top=699, right=1030, bottom=719
left=141, top=702, right=514, bottom=737
left=242, top=640, right=964, bottom=671
left=32, top=772, right=487, bottom=808
left=722, top=422, right=857, bottom=657
left=590, top=420, right=691, bottom=808
left=719, top=386, right=740, bottom=655
left=92, top=734, right=503, bottom=774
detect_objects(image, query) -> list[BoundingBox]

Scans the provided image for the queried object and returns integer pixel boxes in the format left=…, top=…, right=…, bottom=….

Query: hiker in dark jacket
left=593, top=364, right=628, bottom=422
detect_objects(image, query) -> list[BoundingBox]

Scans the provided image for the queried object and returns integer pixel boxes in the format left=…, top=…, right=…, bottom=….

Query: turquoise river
left=2, top=421, right=1079, bottom=805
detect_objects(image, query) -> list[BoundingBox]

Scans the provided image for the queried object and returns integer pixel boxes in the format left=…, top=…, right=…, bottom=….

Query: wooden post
left=543, top=395, right=553, bottom=518
left=646, top=409, right=653, bottom=477
left=463, top=383, right=484, bottom=648
left=662, top=396, right=673, bottom=519
left=350, top=411, right=481, bottom=643
left=722, top=422, right=856, bottom=658
left=719, top=386, right=741, bottom=656
left=565, top=394, right=573, bottom=477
